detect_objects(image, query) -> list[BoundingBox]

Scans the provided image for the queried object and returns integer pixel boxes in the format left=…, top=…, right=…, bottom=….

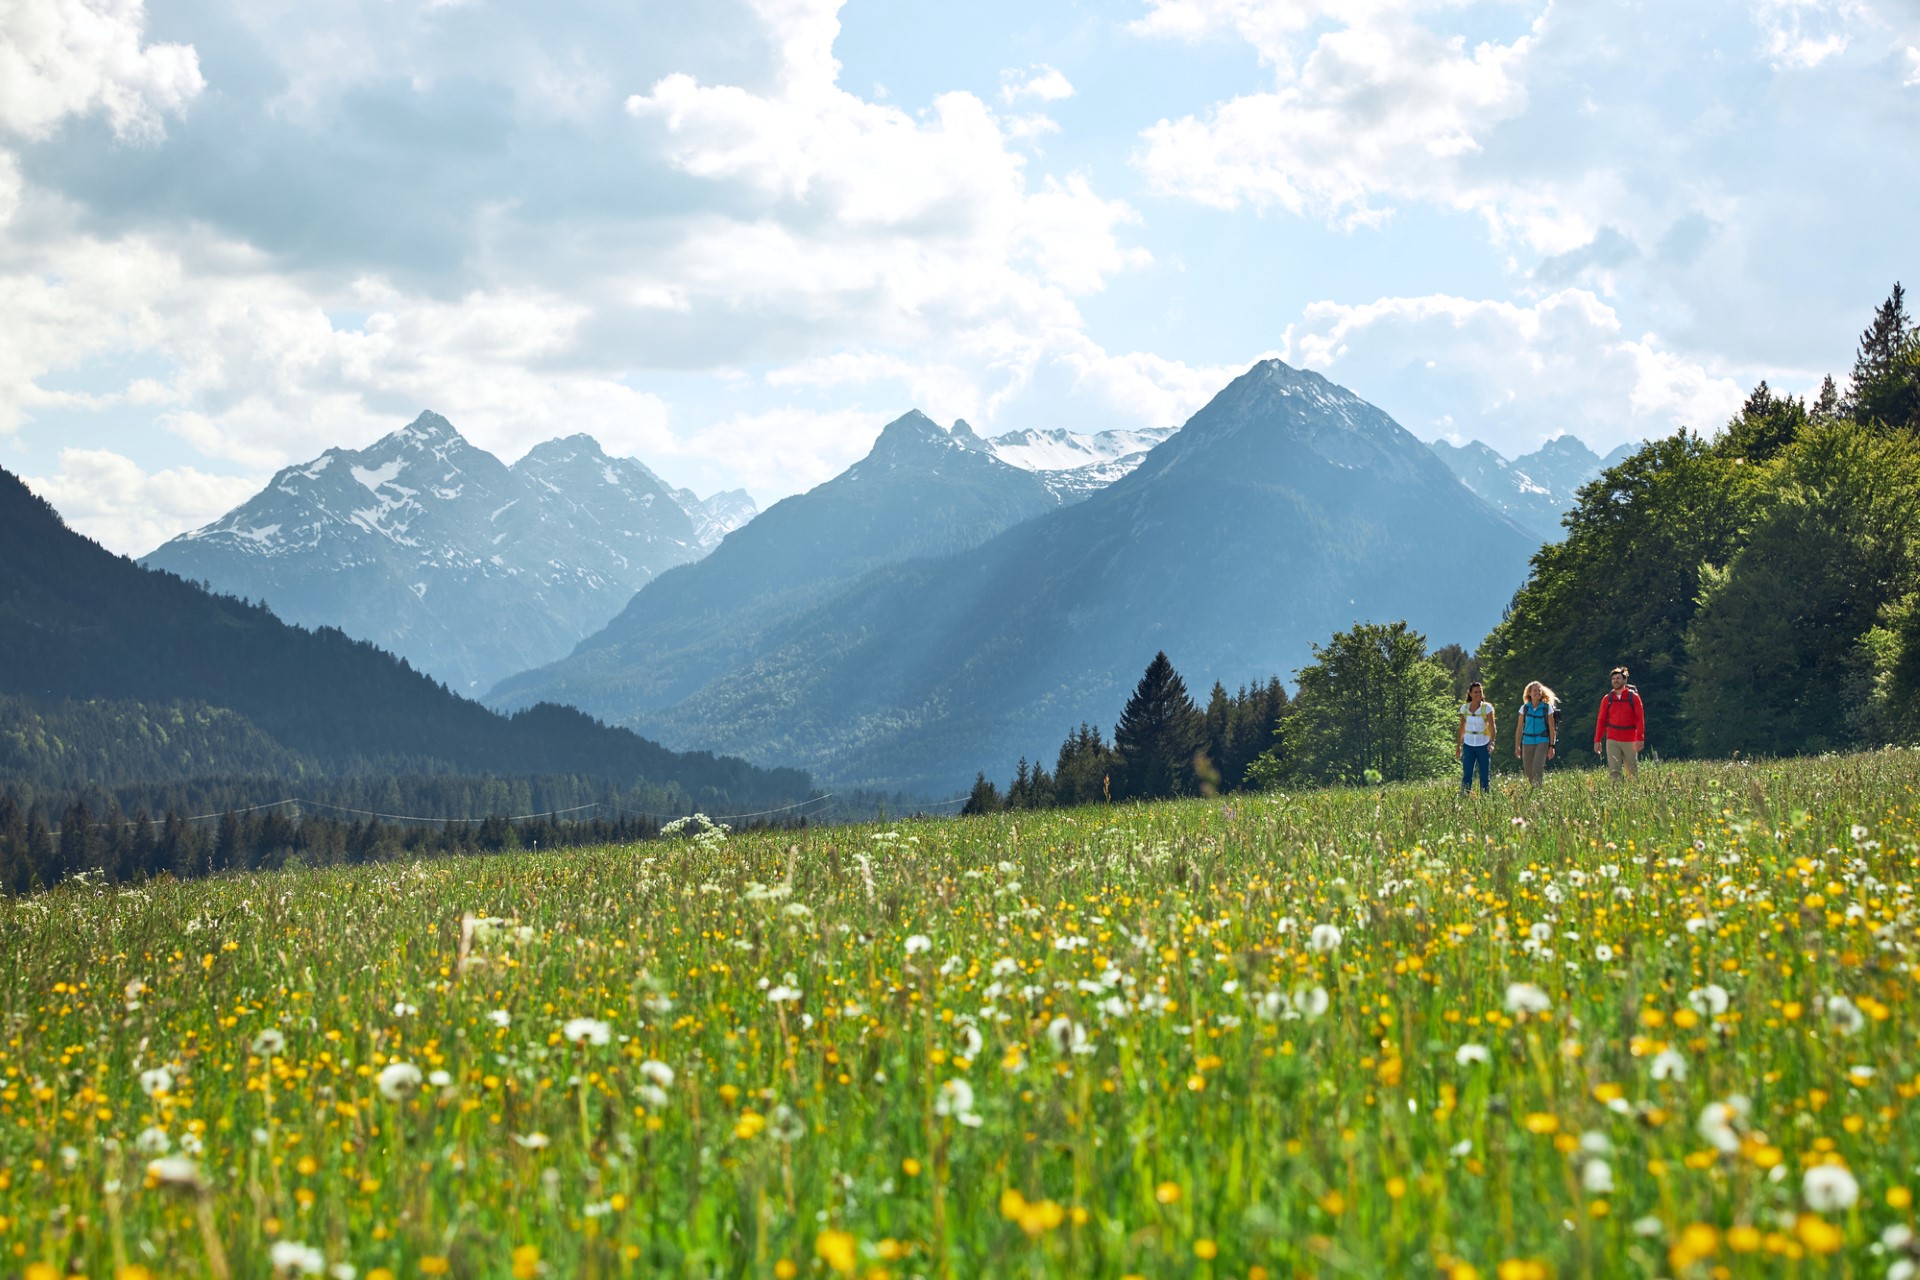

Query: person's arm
left=1456, top=709, right=1465, bottom=757
left=1594, top=697, right=1605, bottom=753
left=1514, top=707, right=1524, bottom=757
left=1634, top=693, right=1646, bottom=748
left=1548, top=707, right=1557, bottom=759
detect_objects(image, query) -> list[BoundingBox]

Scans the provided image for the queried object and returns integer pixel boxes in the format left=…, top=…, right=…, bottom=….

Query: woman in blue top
left=1456, top=681, right=1495, bottom=795
left=1513, top=680, right=1558, bottom=787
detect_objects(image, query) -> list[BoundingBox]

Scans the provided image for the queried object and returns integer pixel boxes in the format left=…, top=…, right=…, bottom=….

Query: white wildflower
left=562, top=1018, right=612, bottom=1046
left=1455, top=1043, right=1490, bottom=1066
left=1803, top=1164, right=1860, bottom=1212
left=1308, top=924, right=1343, bottom=953
left=1504, top=982, right=1551, bottom=1015
left=375, top=1062, right=424, bottom=1101
left=270, top=1241, right=327, bottom=1276
left=1649, top=1049, right=1688, bottom=1082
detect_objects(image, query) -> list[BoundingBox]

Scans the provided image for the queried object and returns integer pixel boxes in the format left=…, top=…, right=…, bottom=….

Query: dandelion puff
left=1581, top=1158, right=1614, bottom=1194
left=638, top=1085, right=669, bottom=1109
left=391, top=1001, right=417, bottom=1018
left=1455, top=1043, right=1490, bottom=1066
left=428, top=1070, right=452, bottom=1088
left=1803, top=1164, right=1860, bottom=1212
left=375, top=1062, right=423, bottom=1101
left=934, top=1078, right=977, bottom=1124
left=251, top=1029, right=286, bottom=1057
left=1688, top=985, right=1730, bottom=1016
left=1822, top=995, right=1866, bottom=1035
left=488, top=1010, right=511, bottom=1029
left=1505, top=983, right=1551, bottom=1015
left=1697, top=1101, right=1742, bottom=1153
left=562, top=1018, right=612, bottom=1046
left=640, top=1060, right=675, bottom=1088
left=1046, top=1016, right=1092, bottom=1056
left=1594, top=944, right=1614, bottom=963
left=135, top=1126, right=170, bottom=1155
left=905, top=935, right=932, bottom=955
left=770, top=1104, right=808, bottom=1142
left=139, top=1066, right=174, bottom=1097
left=766, top=985, right=802, bottom=1004
left=1308, top=924, right=1343, bottom=953
left=512, top=1132, right=550, bottom=1150
left=957, top=1025, right=984, bottom=1058
left=1650, top=1049, right=1688, bottom=1082
left=1290, top=986, right=1330, bottom=1019
left=146, top=1156, right=207, bottom=1193
left=269, top=1241, right=327, bottom=1276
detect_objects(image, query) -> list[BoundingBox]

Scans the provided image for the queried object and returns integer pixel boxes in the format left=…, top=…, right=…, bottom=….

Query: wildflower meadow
left=7, top=749, right=1920, bottom=1278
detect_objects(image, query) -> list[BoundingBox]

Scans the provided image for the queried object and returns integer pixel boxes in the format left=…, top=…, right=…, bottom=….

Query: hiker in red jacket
left=1593, top=666, right=1646, bottom=781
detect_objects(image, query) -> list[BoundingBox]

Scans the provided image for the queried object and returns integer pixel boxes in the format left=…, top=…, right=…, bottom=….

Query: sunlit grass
left=6, top=749, right=1920, bottom=1278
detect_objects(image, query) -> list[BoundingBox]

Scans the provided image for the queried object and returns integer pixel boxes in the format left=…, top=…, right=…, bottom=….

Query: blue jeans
left=1460, top=742, right=1491, bottom=792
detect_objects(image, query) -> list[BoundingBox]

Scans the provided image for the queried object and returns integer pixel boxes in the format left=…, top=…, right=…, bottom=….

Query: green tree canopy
left=1682, top=423, right=1920, bottom=756
left=1281, top=621, right=1455, bottom=786
left=1479, top=433, right=1764, bottom=754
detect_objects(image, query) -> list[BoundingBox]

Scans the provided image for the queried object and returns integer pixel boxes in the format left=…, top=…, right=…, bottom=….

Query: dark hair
left=1468, top=680, right=1484, bottom=692
left=1610, top=666, right=1629, bottom=680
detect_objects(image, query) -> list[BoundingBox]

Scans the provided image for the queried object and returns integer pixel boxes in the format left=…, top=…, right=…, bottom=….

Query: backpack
left=1604, top=686, right=1641, bottom=729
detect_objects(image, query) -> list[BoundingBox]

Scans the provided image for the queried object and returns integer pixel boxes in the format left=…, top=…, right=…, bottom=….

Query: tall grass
left=4, top=749, right=1919, bottom=1278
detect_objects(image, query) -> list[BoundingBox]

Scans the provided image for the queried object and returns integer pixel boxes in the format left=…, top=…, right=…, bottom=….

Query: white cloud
left=999, top=64, right=1074, bottom=104
left=1905, top=45, right=1919, bottom=85
left=22, top=449, right=263, bottom=555
left=1752, top=0, right=1861, bottom=70
left=1281, top=289, right=1747, bottom=454
left=1133, top=7, right=1538, bottom=228
left=0, top=0, right=203, bottom=142
left=678, top=405, right=885, bottom=497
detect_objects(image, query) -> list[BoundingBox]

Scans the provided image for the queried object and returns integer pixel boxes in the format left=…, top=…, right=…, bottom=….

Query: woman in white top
left=1456, top=680, right=1495, bottom=795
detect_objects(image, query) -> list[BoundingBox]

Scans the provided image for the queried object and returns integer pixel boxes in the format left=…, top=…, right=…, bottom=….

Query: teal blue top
left=1521, top=702, right=1554, bottom=745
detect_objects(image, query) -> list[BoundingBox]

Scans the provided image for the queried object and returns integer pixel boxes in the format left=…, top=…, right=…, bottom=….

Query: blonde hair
left=1524, top=680, right=1558, bottom=707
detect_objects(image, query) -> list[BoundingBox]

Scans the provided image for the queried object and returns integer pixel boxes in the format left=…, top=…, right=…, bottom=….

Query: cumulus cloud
left=1752, top=0, right=1860, bottom=70
left=1280, top=289, right=1747, bottom=455
left=1133, top=2, right=1538, bottom=229
left=0, top=0, right=203, bottom=142
left=999, top=64, right=1074, bottom=104
left=22, top=449, right=262, bottom=555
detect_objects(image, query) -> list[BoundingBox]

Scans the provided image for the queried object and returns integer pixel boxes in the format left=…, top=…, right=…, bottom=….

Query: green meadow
left=6, top=750, right=1920, bottom=1279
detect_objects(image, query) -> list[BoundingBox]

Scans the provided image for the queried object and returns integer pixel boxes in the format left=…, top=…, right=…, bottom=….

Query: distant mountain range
left=1429, top=435, right=1636, bottom=542
left=493, top=360, right=1539, bottom=793
left=142, top=413, right=756, bottom=694
left=985, top=425, right=1177, bottom=502
left=0, top=463, right=810, bottom=806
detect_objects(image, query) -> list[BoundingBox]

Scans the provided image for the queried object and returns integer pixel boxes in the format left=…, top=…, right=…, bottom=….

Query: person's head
left=1467, top=680, right=1484, bottom=705
left=1524, top=680, right=1546, bottom=704
left=1610, top=666, right=1629, bottom=690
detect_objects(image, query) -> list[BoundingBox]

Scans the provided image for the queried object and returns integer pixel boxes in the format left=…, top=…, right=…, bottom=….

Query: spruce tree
left=1845, top=283, right=1918, bottom=432
left=1114, top=652, right=1202, bottom=800
left=962, top=772, right=1003, bottom=816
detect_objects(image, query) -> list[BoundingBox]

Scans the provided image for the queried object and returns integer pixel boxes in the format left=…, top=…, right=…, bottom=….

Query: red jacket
left=1594, top=688, right=1645, bottom=746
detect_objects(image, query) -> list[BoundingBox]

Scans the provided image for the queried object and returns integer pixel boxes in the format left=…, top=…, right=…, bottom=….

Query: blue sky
left=3, top=0, right=1916, bottom=553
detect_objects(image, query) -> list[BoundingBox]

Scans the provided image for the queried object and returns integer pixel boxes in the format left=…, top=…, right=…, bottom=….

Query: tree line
left=968, top=283, right=1920, bottom=808
left=1480, top=283, right=1920, bottom=758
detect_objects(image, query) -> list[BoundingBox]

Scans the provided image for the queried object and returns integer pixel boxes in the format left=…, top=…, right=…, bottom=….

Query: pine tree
left=1845, top=283, right=1919, bottom=432
left=1114, top=652, right=1202, bottom=800
left=962, top=772, right=1003, bottom=816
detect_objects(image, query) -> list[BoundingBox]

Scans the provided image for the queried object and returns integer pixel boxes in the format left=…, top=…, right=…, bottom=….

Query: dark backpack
left=1604, top=686, right=1642, bottom=729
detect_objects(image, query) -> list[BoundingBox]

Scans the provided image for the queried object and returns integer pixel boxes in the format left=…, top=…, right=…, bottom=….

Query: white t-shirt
left=1460, top=701, right=1494, bottom=747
